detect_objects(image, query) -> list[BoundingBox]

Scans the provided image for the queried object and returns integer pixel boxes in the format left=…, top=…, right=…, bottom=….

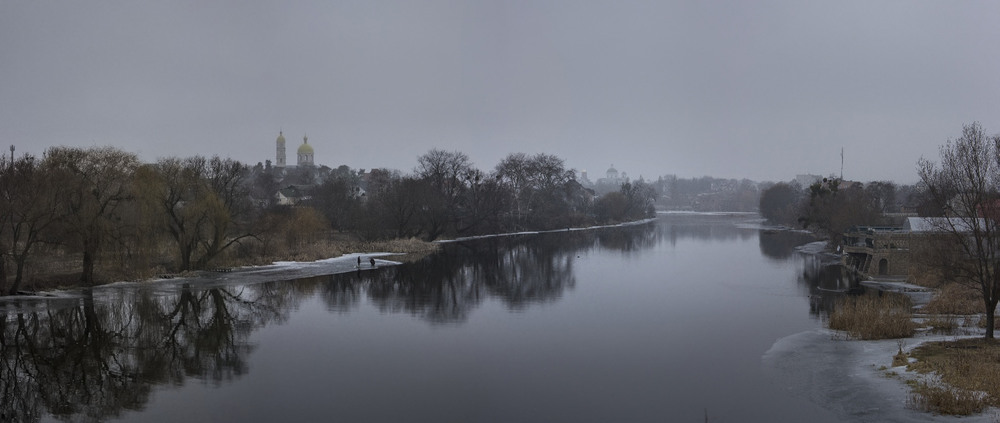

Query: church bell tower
left=275, top=131, right=286, bottom=167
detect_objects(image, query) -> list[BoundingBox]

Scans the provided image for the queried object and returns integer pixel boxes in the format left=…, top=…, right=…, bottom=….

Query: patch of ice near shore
left=796, top=240, right=830, bottom=255
left=0, top=253, right=405, bottom=305
left=656, top=210, right=757, bottom=216
left=763, top=329, right=996, bottom=422
left=438, top=218, right=658, bottom=243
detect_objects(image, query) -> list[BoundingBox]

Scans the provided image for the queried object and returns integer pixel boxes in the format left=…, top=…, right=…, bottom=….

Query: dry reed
left=921, top=283, right=984, bottom=315
left=827, top=293, right=916, bottom=340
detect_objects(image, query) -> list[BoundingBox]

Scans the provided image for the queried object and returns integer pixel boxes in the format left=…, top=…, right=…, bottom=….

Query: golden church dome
left=297, top=136, right=313, bottom=155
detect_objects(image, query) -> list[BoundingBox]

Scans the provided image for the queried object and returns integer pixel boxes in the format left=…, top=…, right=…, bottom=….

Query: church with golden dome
left=274, top=131, right=314, bottom=168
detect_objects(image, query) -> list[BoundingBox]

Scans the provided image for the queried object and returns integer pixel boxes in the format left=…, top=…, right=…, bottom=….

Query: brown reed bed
left=827, top=292, right=917, bottom=340
left=921, top=283, right=984, bottom=315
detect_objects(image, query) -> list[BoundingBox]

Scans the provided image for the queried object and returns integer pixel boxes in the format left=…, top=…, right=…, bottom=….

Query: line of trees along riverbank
left=0, top=147, right=656, bottom=294
left=758, top=176, right=926, bottom=243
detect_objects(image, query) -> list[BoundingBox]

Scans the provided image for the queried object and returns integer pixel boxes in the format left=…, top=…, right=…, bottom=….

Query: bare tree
left=917, top=122, right=1000, bottom=339
left=495, top=153, right=576, bottom=230
left=415, top=149, right=473, bottom=199
left=865, top=181, right=898, bottom=214
left=457, top=168, right=510, bottom=235
left=138, top=156, right=254, bottom=271
left=494, top=153, right=532, bottom=229
left=414, top=149, right=475, bottom=239
left=0, top=154, right=63, bottom=293
left=44, top=147, right=139, bottom=285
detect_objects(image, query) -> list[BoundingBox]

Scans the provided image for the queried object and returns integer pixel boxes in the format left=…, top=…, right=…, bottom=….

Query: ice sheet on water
left=440, top=218, right=658, bottom=243
left=794, top=240, right=830, bottom=255
left=763, top=329, right=996, bottom=422
left=656, top=210, right=757, bottom=216
left=735, top=221, right=768, bottom=230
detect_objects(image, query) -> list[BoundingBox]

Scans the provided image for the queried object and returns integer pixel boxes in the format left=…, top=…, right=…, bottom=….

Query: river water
left=1, top=213, right=985, bottom=422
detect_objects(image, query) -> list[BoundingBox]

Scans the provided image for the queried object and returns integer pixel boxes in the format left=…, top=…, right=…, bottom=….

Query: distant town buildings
left=580, top=164, right=632, bottom=195
left=264, top=131, right=326, bottom=205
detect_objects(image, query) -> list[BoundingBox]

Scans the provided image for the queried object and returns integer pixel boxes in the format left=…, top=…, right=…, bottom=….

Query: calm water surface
left=4, top=213, right=861, bottom=422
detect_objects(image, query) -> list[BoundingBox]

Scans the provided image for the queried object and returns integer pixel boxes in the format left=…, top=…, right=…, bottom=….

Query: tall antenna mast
left=840, top=147, right=844, bottom=180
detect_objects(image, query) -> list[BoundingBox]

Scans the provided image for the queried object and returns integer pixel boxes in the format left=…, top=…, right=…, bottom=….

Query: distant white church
left=598, top=164, right=628, bottom=186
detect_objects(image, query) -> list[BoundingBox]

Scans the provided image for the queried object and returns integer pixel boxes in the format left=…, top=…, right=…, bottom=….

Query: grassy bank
left=905, top=339, right=1000, bottom=415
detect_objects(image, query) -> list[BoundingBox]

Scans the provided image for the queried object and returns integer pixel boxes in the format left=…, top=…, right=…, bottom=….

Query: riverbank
left=755, top=221, right=997, bottom=420
left=8, top=217, right=661, bottom=297
left=5, top=236, right=441, bottom=297
left=787, top=240, right=1000, bottom=419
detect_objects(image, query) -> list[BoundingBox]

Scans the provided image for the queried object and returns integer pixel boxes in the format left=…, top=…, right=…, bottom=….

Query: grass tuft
left=893, top=340, right=909, bottom=367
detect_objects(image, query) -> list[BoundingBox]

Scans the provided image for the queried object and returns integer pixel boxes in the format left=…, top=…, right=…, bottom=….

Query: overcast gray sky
left=2, top=1, right=998, bottom=183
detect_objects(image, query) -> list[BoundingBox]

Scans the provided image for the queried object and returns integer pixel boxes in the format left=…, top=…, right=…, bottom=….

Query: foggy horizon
left=4, top=1, right=999, bottom=184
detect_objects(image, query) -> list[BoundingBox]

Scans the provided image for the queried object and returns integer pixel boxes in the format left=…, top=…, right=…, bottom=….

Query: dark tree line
left=0, top=146, right=655, bottom=294
left=758, top=177, right=924, bottom=244
left=305, top=149, right=654, bottom=242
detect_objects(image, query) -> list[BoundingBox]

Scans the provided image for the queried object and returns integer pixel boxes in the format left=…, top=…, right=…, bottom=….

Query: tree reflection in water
left=360, top=231, right=597, bottom=323
left=798, top=254, right=862, bottom=318
left=757, top=229, right=861, bottom=318
left=0, top=282, right=295, bottom=422
left=0, top=220, right=662, bottom=421
left=758, top=230, right=816, bottom=262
